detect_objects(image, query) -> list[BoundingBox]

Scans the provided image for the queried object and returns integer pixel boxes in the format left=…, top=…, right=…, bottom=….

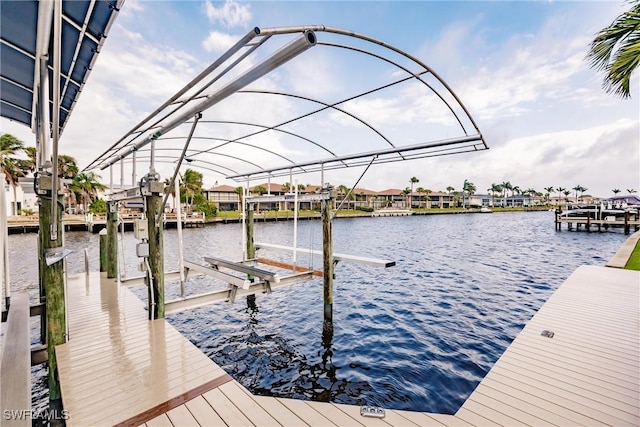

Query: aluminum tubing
left=157, top=30, right=317, bottom=137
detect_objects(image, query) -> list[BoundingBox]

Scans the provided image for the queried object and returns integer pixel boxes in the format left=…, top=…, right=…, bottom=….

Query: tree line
left=0, top=133, right=105, bottom=215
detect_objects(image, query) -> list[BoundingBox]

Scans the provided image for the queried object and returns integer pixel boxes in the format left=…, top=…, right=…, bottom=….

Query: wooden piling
left=106, top=202, right=118, bottom=278
left=99, top=228, right=107, bottom=272
left=146, top=189, right=164, bottom=319
left=38, top=193, right=65, bottom=401
left=246, top=208, right=254, bottom=261
left=322, top=188, right=334, bottom=328
left=624, top=212, right=630, bottom=235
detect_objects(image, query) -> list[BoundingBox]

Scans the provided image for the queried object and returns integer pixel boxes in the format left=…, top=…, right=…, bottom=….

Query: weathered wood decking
left=56, top=265, right=639, bottom=426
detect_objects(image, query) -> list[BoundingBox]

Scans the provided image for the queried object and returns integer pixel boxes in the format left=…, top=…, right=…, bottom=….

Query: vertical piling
left=147, top=185, right=165, bottom=319
left=322, top=187, right=334, bottom=332
left=99, top=228, right=107, bottom=272
left=38, top=190, right=65, bottom=401
left=106, top=202, right=118, bottom=279
left=246, top=207, right=255, bottom=261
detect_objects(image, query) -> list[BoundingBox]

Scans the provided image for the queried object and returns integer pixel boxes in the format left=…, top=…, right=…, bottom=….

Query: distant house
left=204, top=185, right=239, bottom=211
left=608, top=194, right=640, bottom=207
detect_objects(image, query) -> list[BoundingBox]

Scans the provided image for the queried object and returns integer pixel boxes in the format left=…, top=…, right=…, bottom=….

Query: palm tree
left=69, top=172, right=107, bottom=214
left=401, top=187, right=411, bottom=209
left=424, top=188, right=432, bottom=209
left=0, top=134, right=26, bottom=214
left=416, top=187, right=425, bottom=209
left=572, top=185, right=582, bottom=204
left=578, top=186, right=588, bottom=202
left=502, top=181, right=512, bottom=206
left=544, top=186, right=555, bottom=206
left=490, top=183, right=503, bottom=207
left=446, top=186, right=454, bottom=208
left=252, top=185, right=267, bottom=212
left=612, top=188, right=621, bottom=195
left=57, top=154, right=79, bottom=179
left=627, top=188, right=637, bottom=194
left=235, top=186, right=244, bottom=212
left=562, top=190, right=571, bottom=208
left=586, top=1, right=640, bottom=98
left=462, top=179, right=476, bottom=208
left=556, top=187, right=566, bottom=207
left=409, top=176, right=419, bottom=208
left=181, top=168, right=203, bottom=211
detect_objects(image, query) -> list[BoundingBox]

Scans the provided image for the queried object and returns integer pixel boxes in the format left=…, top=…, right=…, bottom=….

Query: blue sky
left=2, top=0, right=638, bottom=197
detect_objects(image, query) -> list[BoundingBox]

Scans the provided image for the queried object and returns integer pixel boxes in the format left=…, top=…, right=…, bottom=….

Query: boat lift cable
left=332, top=155, right=378, bottom=220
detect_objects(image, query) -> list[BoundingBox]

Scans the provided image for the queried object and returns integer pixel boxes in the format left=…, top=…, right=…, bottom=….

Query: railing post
left=99, top=228, right=107, bottom=273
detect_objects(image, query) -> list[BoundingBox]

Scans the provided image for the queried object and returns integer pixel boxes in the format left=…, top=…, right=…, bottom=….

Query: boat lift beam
left=255, top=242, right=396, bottom=268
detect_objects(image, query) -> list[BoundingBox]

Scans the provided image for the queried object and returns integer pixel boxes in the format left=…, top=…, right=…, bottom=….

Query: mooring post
left=106, top=201, right=119, bottom=279
left=99, top=228, right=107, bottom=272
left=246, top=207, right=255, bottom=261
left=322, top=186, right=334, bottom=332
left=624, top=212, right=630, bottom=235
left=38, top=181, right=65, bottom=401
left=146, top=178, right=165, bottom=319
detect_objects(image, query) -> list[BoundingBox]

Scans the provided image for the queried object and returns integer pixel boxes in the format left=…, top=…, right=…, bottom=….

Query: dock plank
left=184, top=396, right=226, bottom=426
left=277, top=398, right=337, bottom=426
left=459, top=265, right=639, bottom=426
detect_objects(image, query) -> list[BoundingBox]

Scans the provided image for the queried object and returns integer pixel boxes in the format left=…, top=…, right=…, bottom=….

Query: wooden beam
left=255, top=242, right=396, bottom=268
left=106, top=201, right=118, bottom=279
left=257, top=257, right=323, bottom=277
left=146, top=189, right=164, bottom=319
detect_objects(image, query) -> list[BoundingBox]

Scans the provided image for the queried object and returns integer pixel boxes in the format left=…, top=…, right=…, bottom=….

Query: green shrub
left=89, top=198, right=107, bottom=214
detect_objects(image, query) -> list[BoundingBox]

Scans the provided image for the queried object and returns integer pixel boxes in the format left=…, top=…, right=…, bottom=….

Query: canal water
left=8, top=211, right=628, bottom=414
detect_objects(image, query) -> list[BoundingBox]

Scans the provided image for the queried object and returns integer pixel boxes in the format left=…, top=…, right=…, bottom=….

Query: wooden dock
left=55, top=264, right=639, bottom=426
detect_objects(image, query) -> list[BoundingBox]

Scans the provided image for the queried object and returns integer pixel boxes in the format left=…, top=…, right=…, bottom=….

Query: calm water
left=8, top=211, right=628, bottom=414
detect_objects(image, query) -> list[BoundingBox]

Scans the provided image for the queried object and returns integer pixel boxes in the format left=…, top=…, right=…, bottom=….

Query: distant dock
left=555, top=207, right=640, bottom=234
left=6, top=213, right=205, bottom=234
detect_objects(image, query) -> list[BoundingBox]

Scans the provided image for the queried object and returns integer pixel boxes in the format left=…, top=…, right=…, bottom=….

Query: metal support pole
left=175, top=174, right=185, bottom=296
left=293, top=180, right=299, bottom=268
left=132, top=150, right=137, bottom=187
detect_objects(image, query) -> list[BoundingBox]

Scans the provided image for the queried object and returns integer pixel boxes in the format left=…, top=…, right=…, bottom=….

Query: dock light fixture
left=100, top=30, right=317, bottom=170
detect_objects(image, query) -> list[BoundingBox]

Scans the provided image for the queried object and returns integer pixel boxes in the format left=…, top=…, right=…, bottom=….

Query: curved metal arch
left=85, top=24, right=487, bottom=178
left=261, top=25, right=484, bottom=140
left=160, top=135, right=295, bottom=165
left=317, top=40, right=469, bottom=135
left=131, top=146, right=262, bottom=172
left=121, top=155, right=232, bottom=178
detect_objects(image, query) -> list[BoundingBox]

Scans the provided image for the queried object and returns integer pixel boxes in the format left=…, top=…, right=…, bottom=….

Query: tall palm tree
left=181, top=168, right=203, bottom=211
left=556, top=187, right=566, bottom=207
left=409, top=176, right=419, bottom=208
left=0, top=134, right=26, bottom=214
left=502, top=181, right=512, bottom=206
left=235, top=186, right=244, bottom=212
left=69, top=172, right=107, bottom=214
left=57, top=154, right=79, bottom=179
left=586, top=1, right=640, bottom=98
left=416, top=186, right=425, bottom=208
left=446, top=186, right=454, bottom=208
left=544, top=186, right=555, bottom=205
left=563, top=190, right=571, bottom=208
left=252, top=185, right=267, bottom=212
left=402, top=187, right=411, bottom=209
left=424, top=188, right=432, bottom=209
left=572, top=185, right=582, bottom=204
left=612, top=188, right=621, bottom=195
left=462, top=179, right=476, bottom=208
left=627, top=188, right=637, bottom=194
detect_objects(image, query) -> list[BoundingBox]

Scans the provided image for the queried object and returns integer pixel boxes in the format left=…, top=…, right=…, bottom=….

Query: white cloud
left=202, top=30, right=240, bottom=53
left=203, top=0, right=252, bottom=28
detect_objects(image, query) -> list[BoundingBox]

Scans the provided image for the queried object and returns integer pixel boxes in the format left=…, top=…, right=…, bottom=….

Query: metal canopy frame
left=84, top=25, right=488, bottom=185
left=0, top=0, right=123, bottom=135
